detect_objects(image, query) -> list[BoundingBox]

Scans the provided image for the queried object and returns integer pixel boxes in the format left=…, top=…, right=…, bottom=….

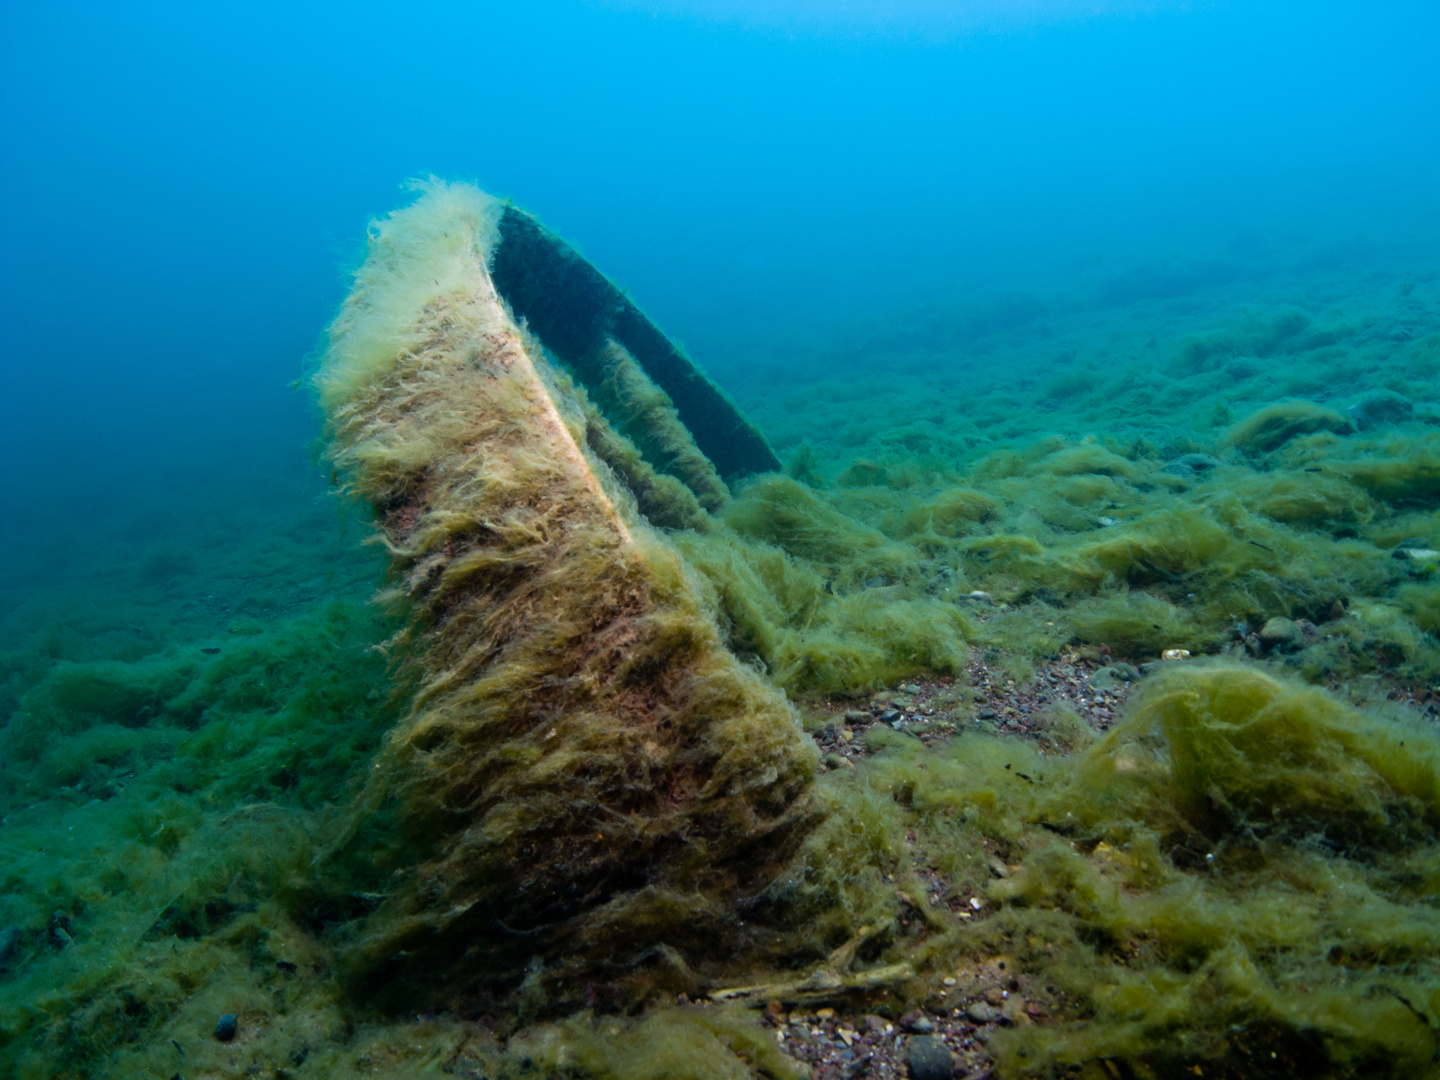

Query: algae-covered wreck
left=313, top=180, right=818, bottom=1006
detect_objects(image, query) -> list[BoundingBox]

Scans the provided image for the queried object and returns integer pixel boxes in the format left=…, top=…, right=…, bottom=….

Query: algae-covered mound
left=667, top=425, right=1439, bottom=689
left=314, top=180, right=819, bottom=1006
left=0, top=596, right=405, bottom=1080
left=766, top=663, right=1440, bottom=1078
left=1228, top=399, right=1355, bottom=453
left=986, top=663, right=1440, bottom=1077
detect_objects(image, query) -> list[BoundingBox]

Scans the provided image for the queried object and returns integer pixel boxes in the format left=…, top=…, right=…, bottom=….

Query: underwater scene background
left=2, top=2, right=1439, bottom=1078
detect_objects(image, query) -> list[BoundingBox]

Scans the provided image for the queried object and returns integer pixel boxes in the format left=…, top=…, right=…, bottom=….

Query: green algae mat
left=1, top=183, right=1439, bottom=1079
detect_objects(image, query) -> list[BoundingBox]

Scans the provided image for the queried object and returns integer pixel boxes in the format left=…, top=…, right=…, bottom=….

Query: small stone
left=1259, top=617, right=1302, bottom=650
left=967, top=1001, right=999, bottom=1024
left=1160, top=648, right=1191, bottom=661
left=984, top=986, right=1006, bottom=1006
left=899, top=1009, right=934, bottom=1033
left=214, top=1013, right=238, bottom=1042
left=1326, top=599, right=1347, bottom=622
left=843, top=710, right=868, bottom=722
left=864, top=1014, right=890, bottom=1036
left=906, top=1034, right=954, bottom=1080
left=822, top=753, right=847, bottom=770
left=1393, top=546, right=1440, bottom=562
left=987, top=856, right=1010, bottom=879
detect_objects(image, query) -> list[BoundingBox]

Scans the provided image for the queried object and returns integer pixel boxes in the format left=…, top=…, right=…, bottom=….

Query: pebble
left=967, top=1002, right=1000, bottom=1024
left=1089, top=661, right=1140, bottom=691
left=1393, top=546, right=1439, bottom=562
left=215, top=1013, right=238, bottom=1042
left=1259, top=617, right=1302, bottom=651
left=899, top=1009, right=934, bottom=1033
left=906, top=1035, right=955, bottom=1080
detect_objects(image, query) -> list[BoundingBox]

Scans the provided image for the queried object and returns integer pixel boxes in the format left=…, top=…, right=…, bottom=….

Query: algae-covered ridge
left=0, top=180, right=1438, bottom=1079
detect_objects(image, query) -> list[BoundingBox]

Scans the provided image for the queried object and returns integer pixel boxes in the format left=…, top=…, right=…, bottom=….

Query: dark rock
left=907, top=1034, right=954, bottom=1080
left=214, top=1013, right=238, bottom=1042
left=1348, top=390, right=1413, bottom=431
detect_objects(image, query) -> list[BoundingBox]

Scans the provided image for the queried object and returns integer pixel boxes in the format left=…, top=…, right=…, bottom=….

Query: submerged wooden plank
left=315, top=181, right=817, bottom=1007
left=491, top=204, right=782, bottom=482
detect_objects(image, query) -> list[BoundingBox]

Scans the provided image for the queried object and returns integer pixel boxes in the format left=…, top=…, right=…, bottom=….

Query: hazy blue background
left=2, top=0, right=1437, bottom=544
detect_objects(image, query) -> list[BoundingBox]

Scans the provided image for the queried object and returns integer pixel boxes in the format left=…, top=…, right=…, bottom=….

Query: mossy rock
left=1228, top=400, right=1354, bottom=453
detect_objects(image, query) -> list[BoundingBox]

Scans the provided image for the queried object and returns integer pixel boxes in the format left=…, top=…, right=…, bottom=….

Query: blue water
left=2, top=1, right=1436, bottom=552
